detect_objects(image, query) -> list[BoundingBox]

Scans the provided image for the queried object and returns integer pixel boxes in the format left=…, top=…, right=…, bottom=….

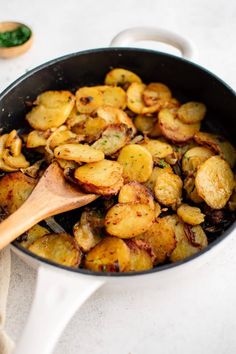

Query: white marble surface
left=1, top=0, right=236, bottom=353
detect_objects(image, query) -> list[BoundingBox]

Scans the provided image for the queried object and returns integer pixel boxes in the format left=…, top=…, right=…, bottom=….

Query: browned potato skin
left=118, top=181, right=155, bottom=210
left=143, top=83, right=172, bottom=106
left=177, top=204, right=205, bottom=225
left=84, top=237, right=131, bottom=272
left=104, top=68, right=142, bottom=88
left=124, top=240, right=153, bottom=271
left=137, top=217, right=176, bottom=265
left=0, top=172, right=37, bottom=214
left=195, top=156, right=234, bottom=209
left=105, top=203, right=155, bottom=238
left=29, top=233, right=81, bottom=267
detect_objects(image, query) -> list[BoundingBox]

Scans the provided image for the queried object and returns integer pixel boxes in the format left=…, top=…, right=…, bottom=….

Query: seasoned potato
left=195, top=156, right=234, bottom=209
left=0, top=172, right=37, bottom=214
left=182, top=146, right=214, bottom=175
left=117, top=144, right=153, bottom=183
left=54, top=143, right=104, bottom=163
left=56, top=159, right=78, bottom=170
left=92, top=124, right=131, bottom=155
left=73, top=209, right=103, bottom=252
left=144, top=165, right=172, bottom=193
left=159, top=108, right=200, bottom=142
left=46, top=125, right=80, bottom=150
left=137, top=217, right=176, bottom=265
left=5, top=130, right=22, bottom=156
left=194, top=132, right=236, bottom=168
left=74, top=159, right=123, bottom=195
left=125, top=240, right=153, bottom=271
left=168, top=215, right=207, bottom=262
left=143, top=83, right=172, bottom=106
left=105, top=203, right=155, bottom=238
left=0, top=134, right=17, bottom=172
left=104, top=68, right=142, bottom=88
left=134, top=114, right=155, bottom=134
left=118, top=181, right=155, bottom=209
left=29, top=233, right=81, bottom=267
left=2, top=149, right=29, bottom=169
left=148, top=119, right=162, bottom=138
left=177, top=204, right=205, bottom=225
left=75, top=87, right=104, bottom=114
left=27, top=130, right=49, bottom=148
left=140, top=138, right=173, bottom=162
left=183, top=176, right=203, bottom=204
left=154, top=168, right=182, bottom=208
left=177, top=102, right=206, bottom=124
left=127, top=82, right=146, bottom=114
left=100, top=86, right=127, bottom=110
left=20, top=224, right=50, bottom=248
left=26, top=91, right=75, bottom=130
left=84, top=236, right=130, bottom=272
left=97, top=106, right=136, bottom=136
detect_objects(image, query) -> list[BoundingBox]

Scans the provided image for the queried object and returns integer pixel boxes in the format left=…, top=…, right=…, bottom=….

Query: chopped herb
left=158, top=159, right=168, bottom=168
left=0, top=25, right=31, bottom=48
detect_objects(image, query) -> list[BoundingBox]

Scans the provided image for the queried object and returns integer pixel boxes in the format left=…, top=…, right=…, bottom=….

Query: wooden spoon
left=0, top=162, right=97, bottom=250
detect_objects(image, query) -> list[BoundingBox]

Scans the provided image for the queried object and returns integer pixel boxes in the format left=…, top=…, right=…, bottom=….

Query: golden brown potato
left=0, top=134, right=18, bottom=172
left=118, top=181, right=155, bottom=210
left=183, top=176, right=203, bottom=204
left=0, top=172, right=37, bottom=214
left=134, top=115, right=155, bottom=134
left=84, top=236, right=130, bottom=272
left=177, top=204, right=205, bottom=225
left=100, top=86, right=127, bottom=110
left=73, top=209, right=104, bottom=252
left=92, top=124, right=131, bottom=155
left=29, top=233, right=81, bottom=267
left=154, top=168, right=182, bottom=208
left=143, top=83, right=172, bottom=106
left=105, top=203, right=155, bottom=238
left=159, top=108, right=200, bottom=142
left=140, top=138, right=173, bottom=162
left=127, top=82, right=146, bottom=114
left=137, top=217, right=176, bottom=265
left=26, top=91, right=75, bottom=130
left=144, top=165, right=172, bottom=193
left=20, top=224, right=50, bottom=248
left=56, top=159, right=78, bottom=170
left=182, top=146, right=214, bottom=175
left=125, top=240, right=153, bottom=271
left=54, top=143, right=104, bottom=163
left=194, top=132, right=236, bottom=168
left=5, top=130, right=22, bottom=157
left=46, top=125, right=80, bottom=150
left=2, top=149, right=29, bottom=169
left=177, top=102, right=206, bottom=124
left=195, top=156, right=234, bottom=209
left=104, top=68, right=142, bottom=88
left=26, top=130, right=49, bottom=148
left=148, top=119, right=162, bottom=138
left=117, top=144, right=153, bottom=183
left=74, top=159, right=123, bottom=195
left=75, top=87, right=104, bottom=114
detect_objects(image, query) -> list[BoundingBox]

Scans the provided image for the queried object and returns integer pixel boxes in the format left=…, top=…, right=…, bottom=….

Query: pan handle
left=110, top=27, right=197, bottom=60
left=13, top=265, right=105, bottom=354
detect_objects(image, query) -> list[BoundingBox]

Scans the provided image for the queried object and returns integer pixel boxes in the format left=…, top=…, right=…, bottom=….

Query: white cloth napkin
left=0, top=248, right=14, bottom=354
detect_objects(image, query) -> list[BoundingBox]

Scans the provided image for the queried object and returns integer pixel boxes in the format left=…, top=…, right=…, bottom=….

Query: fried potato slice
left=97, top=106, right=136, bottom=136
left=105, top=203, right=155, bottom=238
left=73, top=209, right=104, bottom=252
left=159, top=108, right=200, bottom=142
left=195, top=156, right=234, bottom=209
left=183, top=176, right=203, bottom=204
left=5, top=130, right=22, bottom=157
left=127, top=82, right=146, bottom=114
left=182, top=146, right=215, bottom=175
left=177, top=204, right=205, bottom=225
left=0, top=134, right=17, bottom=172
left=75, top=87, right=104, bottom=114
left=169, top=216, right=207, bottom=262
left=177, top=102, right=206, bottom=124
left=154, top=168, right=182, bottom=208
left=125, top=240, right=153, bottom=271
left=117, top=144, right=153, bottom=183
left=194, top=132, right=236, bottom=168
left=29, top=233, right=81, bottom=267
left=26, top=130, right=49, bottom=148
left=100, top=86, right=127, bottom=110
left=47, top=125, right=80, bottom=150
left=134, top=114, right=155, bottom=134
left=140, top=138, right=173, bottom=162
left=74, top=159, right=123, bottom=195
left=144, top=165, right=172, bottom=193
left=92, top=124, right=131, bottom=155
left=20, top=224, right=50, bottom=248
left=2, top=149, right=29, bottom=169
left=84, top=236, right=130, bottom=272
left=143, top=83, right=172, bottom=106
left=118, top=181, right=155, bottom=209
left=136, top=216, right=176, bottom=265
left=26, top=91, right=75, bottom=130
left=54, top=143, right=104, bottom=163
left=104, top=68, right=142, bottom=88
left=0, top=172, right=37, bottom=214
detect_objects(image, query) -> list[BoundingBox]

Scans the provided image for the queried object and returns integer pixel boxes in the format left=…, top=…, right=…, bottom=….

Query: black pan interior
left=0, top=48, right=235, bottom=276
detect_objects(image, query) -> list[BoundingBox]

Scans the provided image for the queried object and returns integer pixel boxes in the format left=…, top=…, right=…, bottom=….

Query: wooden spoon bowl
left=0, top=21, right=33, bottom=59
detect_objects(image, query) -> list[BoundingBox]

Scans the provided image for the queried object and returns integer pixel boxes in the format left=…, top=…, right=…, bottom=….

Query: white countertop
left=1, top=0, right=236, bottom=353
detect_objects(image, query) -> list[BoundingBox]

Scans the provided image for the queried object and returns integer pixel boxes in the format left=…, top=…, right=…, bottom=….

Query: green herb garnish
left=0, top=25, right=31, bottom=48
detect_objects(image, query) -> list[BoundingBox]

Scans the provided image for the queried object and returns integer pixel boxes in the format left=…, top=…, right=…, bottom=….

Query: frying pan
left=0, top=27, right=235, bottom=354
